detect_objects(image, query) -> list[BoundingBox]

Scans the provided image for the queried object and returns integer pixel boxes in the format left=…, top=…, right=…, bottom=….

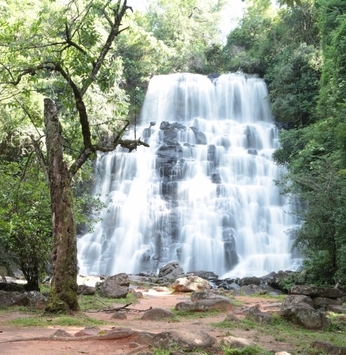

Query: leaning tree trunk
left=44, top=98, right=79, bottom=312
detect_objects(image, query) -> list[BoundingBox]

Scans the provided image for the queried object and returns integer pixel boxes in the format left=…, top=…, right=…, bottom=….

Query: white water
left=77, top=73, right=300, bottom=278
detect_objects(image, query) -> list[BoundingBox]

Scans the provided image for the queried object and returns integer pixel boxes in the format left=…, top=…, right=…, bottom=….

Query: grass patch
left=173, top=309, right=221, bottom=320
left=212, top=312, right=346, bottom=353
left=222, top=345, right=272, bottom=355
left=78, top=292, right=139, bottom=312
left=5, top=313, right=107, bottom=327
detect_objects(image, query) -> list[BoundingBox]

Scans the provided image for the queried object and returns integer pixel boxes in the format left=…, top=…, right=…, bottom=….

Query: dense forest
left=0, top=0, right=345, bottom=312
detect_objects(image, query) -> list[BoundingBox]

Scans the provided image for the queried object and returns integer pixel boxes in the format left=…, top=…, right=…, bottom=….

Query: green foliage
left=278, top=272, right=307, bottom=293
left=267, top=43, right=321, bottom=126
left=0, top=159, right=52, bottom=291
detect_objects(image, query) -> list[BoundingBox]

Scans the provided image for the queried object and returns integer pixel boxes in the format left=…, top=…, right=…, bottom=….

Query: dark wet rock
left=158, top=262, right=184, bottom=281
left=141, top=307, right=175, bottom=320
left=0, top=282, right=25, bottom=292
left=238, top=276, right=261, bottom=286
left=247, top=149, right=258, bottom=155
left=189, top=126, right=207, bottom=145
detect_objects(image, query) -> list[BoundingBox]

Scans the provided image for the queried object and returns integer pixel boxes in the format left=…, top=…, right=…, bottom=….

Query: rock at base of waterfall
left=171, top=275, right=211, bottom=292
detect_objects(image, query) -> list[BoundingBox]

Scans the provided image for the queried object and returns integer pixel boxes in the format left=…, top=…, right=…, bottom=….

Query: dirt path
left=0, top=290, right=289, bottom=355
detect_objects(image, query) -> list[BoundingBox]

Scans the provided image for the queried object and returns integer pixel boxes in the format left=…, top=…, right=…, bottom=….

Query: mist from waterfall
left=77, top=73, right=300, bottom=278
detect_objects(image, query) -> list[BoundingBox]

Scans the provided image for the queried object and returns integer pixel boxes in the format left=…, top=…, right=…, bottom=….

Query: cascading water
left=77, top=73, right=300, bottom=278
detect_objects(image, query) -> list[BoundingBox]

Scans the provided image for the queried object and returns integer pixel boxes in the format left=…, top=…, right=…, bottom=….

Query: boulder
left=0, top=290, right=29, bottom=307
left=108, top=273, right=130, bottom=286
left=152, top=330, right=218, bottom=352
left=77, top=284, right=96, bottom=295
left=99, top=279, right=129, bottom=298
left=238, top=276, right=261, bottom=286
left=281, top=294, right=314, bottom=310
left=171, top=275, right=211, bottom=292
left=158, top=262, right=184, bottom=281
left=280, top=301, right=329, bottom=330
left=175, top=298, right=233, bottom=312
left=290, top=285, right=342, bottom=299
left=312, top=296, right=343, bottom=310
left=246, top=305, right=272, bottom=324
left=311, top=341, right=346, bottom=355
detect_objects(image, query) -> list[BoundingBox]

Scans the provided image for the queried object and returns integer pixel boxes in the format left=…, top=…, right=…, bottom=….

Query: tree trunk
left=44, top=98, right=79, bottom=312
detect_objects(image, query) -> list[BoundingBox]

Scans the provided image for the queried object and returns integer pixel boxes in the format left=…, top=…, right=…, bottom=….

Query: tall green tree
left=0, top=0, right=148, bottom=312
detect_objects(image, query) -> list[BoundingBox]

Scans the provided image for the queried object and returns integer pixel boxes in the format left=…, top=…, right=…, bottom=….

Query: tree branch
left=80, top=0, right=131, bottom=96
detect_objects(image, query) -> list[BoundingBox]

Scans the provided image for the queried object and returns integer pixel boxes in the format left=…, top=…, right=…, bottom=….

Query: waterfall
left=77, top=73, right=300, bottom=278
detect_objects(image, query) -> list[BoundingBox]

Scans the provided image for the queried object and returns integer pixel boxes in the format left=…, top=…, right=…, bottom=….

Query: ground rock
left=74, top=327, right=101, bottom=337
left=77, top=284, right=96, bottom=295
left=171, top=275, right=211, bottom=292
left=111, top=311, right=127, bottom=319
left=246, top=305, right=272, bottom=323
left=311, top=341, right=346, bottom=355
left=224, top=313, right=241, bottom=322
left=98, top=328, right=136, bottom=340
left=51, top=329, right=73, bottom=338
left=175, top=298, right=233, bottom=312
left=220, top=336, right=255, bottom=349
left=290, top=285, right=342, bottom=299
left=141, top=307, right=175, bottom=320
left=152, top=330, right=218, bottom=351
left=99, top=279, right=129, bottom=298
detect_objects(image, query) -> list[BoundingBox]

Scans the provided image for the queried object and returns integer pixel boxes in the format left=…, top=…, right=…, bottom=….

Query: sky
left=127, top=0, right=246, bottom=39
